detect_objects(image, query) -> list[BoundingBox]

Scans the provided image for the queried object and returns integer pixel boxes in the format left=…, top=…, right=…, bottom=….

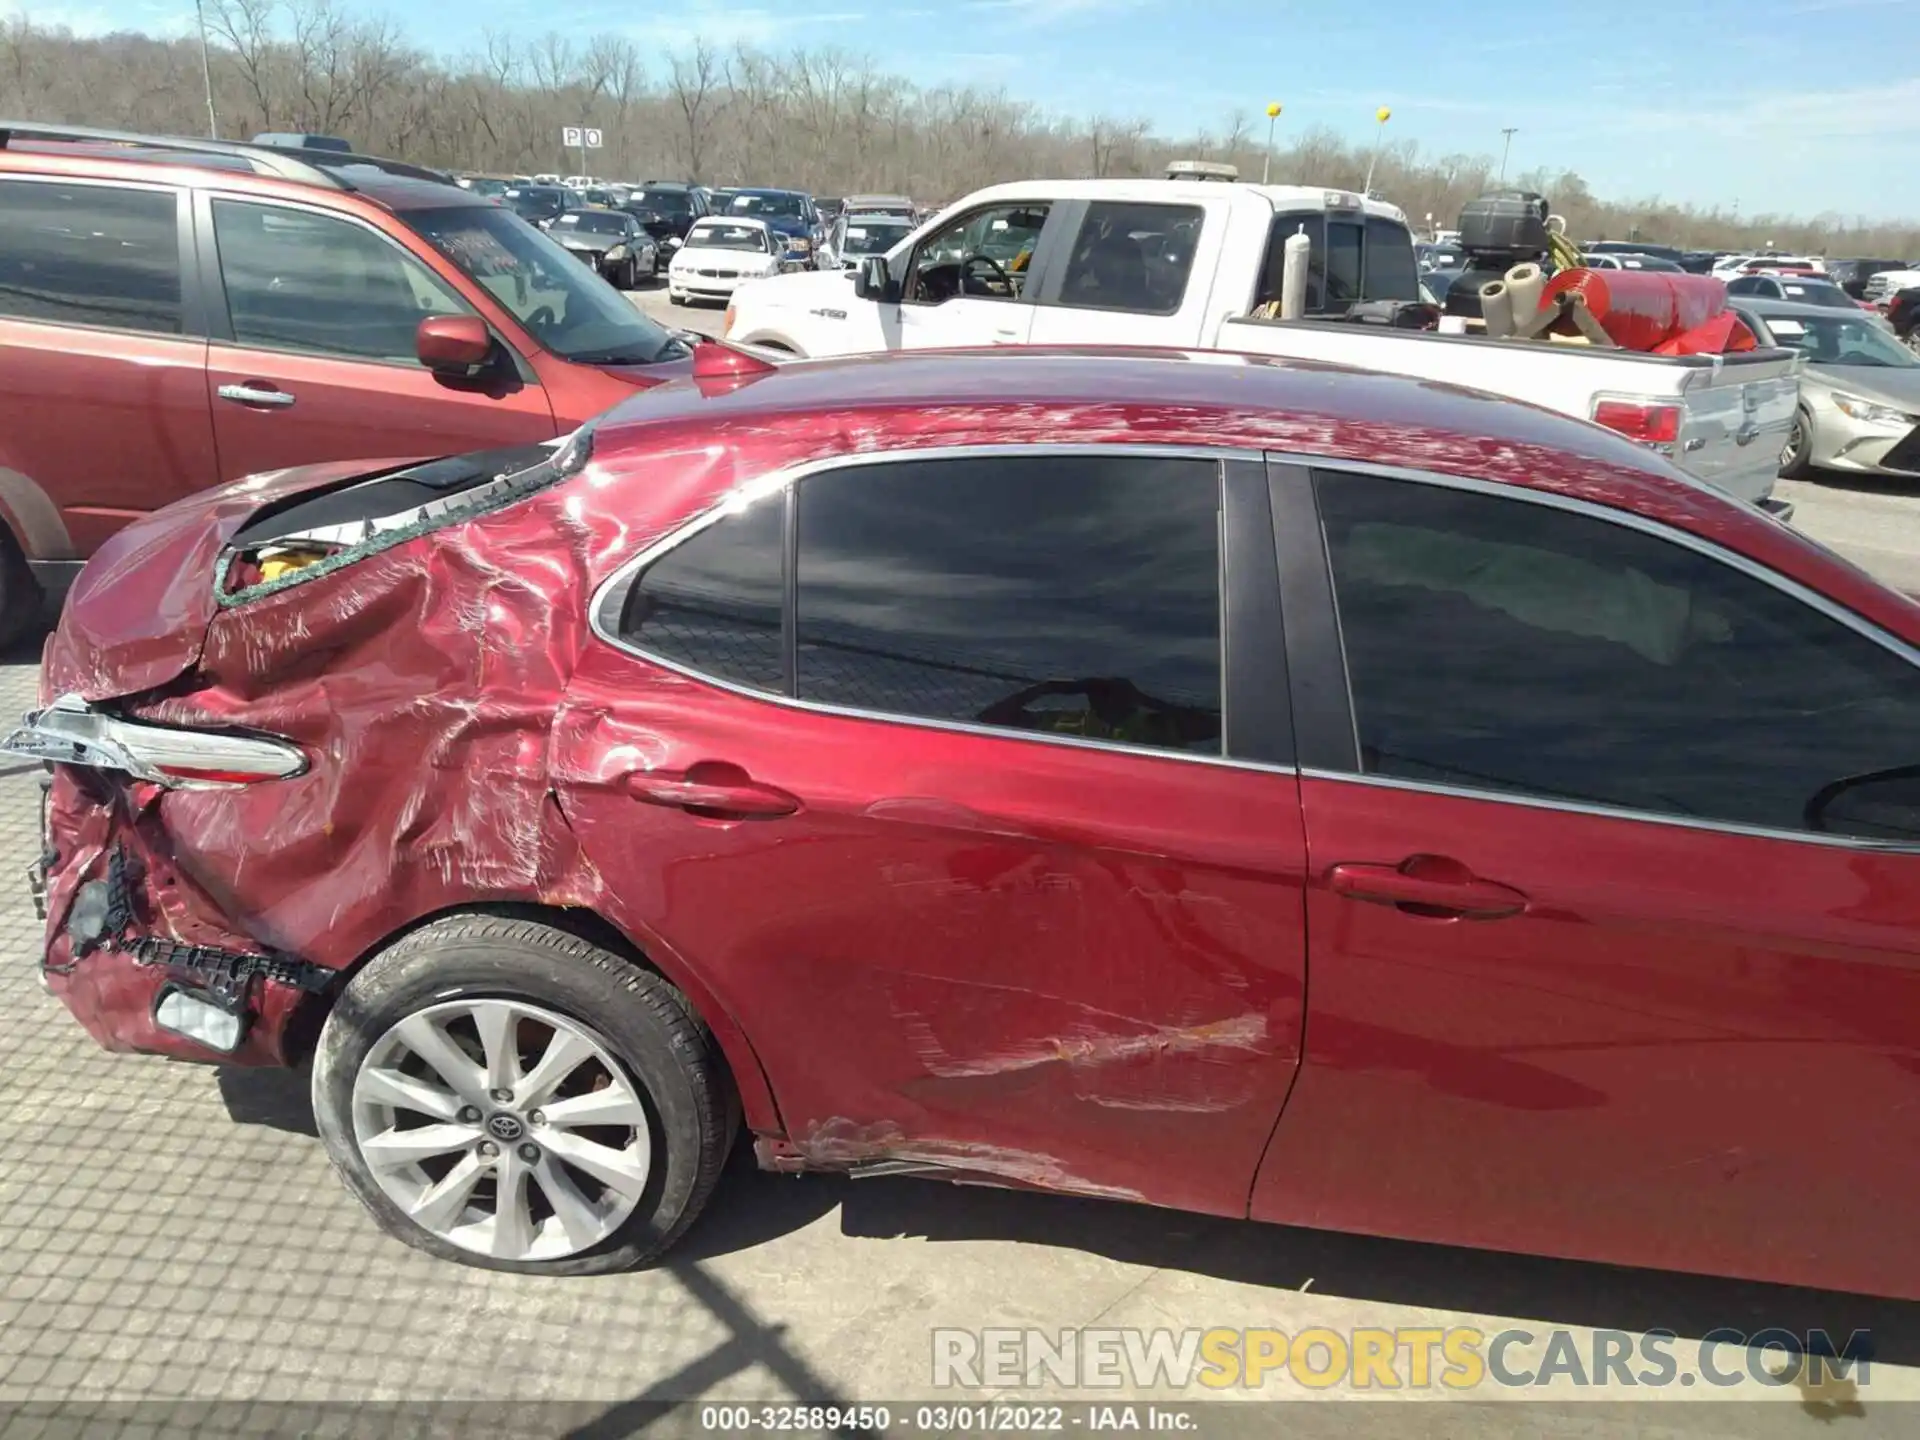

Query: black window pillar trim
left=189, top=189, right=235, bottom=343
left=1025, top=199, right=1088, bottom=308
left=1221, top=457, right=1293, bottom=768
left=780, top=480, right=799, bottom=698
left=1266, top=457, right=1360, bottom=773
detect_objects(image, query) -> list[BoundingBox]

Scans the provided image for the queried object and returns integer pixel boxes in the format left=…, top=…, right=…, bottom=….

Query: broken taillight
left=0, top=695, right=306, bottom=789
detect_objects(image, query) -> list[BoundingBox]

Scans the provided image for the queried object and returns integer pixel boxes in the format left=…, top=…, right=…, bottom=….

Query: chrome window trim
left=586, top=441, right=1289, bottom=777
left=1301, top=767, right=1920, bottom=854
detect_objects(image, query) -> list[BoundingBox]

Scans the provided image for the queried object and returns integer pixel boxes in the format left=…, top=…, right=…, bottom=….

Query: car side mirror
left=1804, top=764, right=1920, bottom=842
left=854, top=255, right=898, bottom=302
left=416, top=315, right=493, bottom=376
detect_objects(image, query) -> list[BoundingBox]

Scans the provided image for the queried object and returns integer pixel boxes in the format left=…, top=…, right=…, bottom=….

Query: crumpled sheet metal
left=38, top=434, right=784, bottom=1122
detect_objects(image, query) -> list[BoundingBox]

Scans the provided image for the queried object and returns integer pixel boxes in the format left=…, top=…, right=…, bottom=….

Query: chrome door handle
left=1734, top=422, right=1759, bottom=446
left=218, top=383, right=296, bottom=409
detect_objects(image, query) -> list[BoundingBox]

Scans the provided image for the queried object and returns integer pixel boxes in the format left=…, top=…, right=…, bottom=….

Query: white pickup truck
left=722, top=177, right=1802, bottom=509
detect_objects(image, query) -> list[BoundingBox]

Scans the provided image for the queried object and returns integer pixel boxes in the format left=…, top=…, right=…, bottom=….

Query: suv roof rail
left=0, top=121, right=457, bottom=191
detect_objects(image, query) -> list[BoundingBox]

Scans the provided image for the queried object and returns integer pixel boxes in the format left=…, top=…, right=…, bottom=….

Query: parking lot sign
left=561, top=125, right=583, bottom=147
left=583, top=128, right=603, bottom=149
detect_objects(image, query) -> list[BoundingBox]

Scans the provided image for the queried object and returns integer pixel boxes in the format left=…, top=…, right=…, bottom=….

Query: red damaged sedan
left=7, top=344, right=1920, bottom=1290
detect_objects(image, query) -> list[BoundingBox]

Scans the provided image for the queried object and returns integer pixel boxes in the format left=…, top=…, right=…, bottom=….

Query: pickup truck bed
left=1219, top=317, right=1802, bottom=507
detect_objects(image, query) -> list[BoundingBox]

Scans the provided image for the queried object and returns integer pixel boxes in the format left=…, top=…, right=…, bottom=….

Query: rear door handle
left=218, top=382, right=297, bottom=409
left=1328, top=860, right=1528, bottom=919
left=627, top=763, right=799, bottom=819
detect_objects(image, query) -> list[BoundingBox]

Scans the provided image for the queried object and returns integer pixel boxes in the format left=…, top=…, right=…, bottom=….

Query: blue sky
left=22, top=0, right=1920, bottom=219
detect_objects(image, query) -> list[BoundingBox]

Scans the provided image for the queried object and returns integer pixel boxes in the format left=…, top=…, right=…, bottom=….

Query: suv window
left=618, top=490, right=785, bottom=693
left=1317, top=471, right=1920, bottom=839
left=213, top=201, right=470, bottom=363
left=0, top=181, right=181, bottom=336
left=795, top=455, right=1222, bottom=755
left=1056, top=201, right=1203, bottom=315
left=908, top=202, right=1050, bottom=304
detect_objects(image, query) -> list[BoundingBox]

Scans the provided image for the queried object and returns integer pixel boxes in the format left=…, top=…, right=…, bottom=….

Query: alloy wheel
left=350, top=998, right=652, bottom=1261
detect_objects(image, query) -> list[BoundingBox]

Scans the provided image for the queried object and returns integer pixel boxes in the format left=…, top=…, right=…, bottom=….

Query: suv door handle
left=218, top=382, right=297, bottom=409
left=626, top=763, right=799, bottom=819
left=1327, top=860, right=1528, bottom=919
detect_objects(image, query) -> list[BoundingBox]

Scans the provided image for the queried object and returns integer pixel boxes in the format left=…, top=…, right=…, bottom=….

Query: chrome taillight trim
left=0, top=694, right=307, bottom=789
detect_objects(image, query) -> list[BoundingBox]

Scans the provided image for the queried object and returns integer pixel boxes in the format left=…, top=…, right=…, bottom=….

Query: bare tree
left=667, top=39, right=725, bottom=182
left=0, top=16, right=1912, bottom=254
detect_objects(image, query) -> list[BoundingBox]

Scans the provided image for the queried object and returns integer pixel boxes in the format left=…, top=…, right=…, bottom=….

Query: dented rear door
left=554, top=449, right=1308, bottom=1215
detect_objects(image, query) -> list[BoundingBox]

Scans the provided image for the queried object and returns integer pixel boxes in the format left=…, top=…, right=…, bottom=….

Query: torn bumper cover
left=3, top=700, right=329, bottom=1061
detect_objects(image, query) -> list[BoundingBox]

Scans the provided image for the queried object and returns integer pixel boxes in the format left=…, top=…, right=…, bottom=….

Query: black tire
left=1780, top=408, right=1814, bottom=480
left=311, top=914, right=737, bottom=1275
left=0, top=529, right=44, bottom=651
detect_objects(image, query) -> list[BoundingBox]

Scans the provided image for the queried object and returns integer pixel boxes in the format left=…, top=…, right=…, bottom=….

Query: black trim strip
left=1267, top=458, right=1359, bottom=773
left=1222, top=457, right=1292, bottom=766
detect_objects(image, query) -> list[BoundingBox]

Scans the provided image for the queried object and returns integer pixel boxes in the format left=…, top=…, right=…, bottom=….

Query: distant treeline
left=3, top=2, right=1914, bottom=257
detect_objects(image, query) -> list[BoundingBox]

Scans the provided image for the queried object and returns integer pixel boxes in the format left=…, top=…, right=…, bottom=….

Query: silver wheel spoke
left=409, top=1151, right=486, bottom=1231
left=362, top=1121, right=481, bottom=1167
left=490, top=1153, right=535, bottom=1260
left=518, top=1028, right=597, bottom=1108
left=473, top=1003, right=522, bottom=1095
left=353, top=998, right=654, bottom=1262
left=541, top=1086, right=647, bottom=1128
left=394, top=1014, right=486, bottom=1104
left=535, top=1156, right=606, bottom=1250
left=541, top=1129, right=650, bottom=1200
left=357, top=1065, right=462, bottom=1122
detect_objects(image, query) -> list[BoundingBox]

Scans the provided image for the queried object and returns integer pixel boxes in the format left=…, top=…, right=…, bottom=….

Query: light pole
left=1362, top=106, right=1391, bottom=195
left=1499, top=127, right=1517, bottom=184
left=1261, top=102, right=1282, bottom=184
left=193, top=0, right=219, bottom=138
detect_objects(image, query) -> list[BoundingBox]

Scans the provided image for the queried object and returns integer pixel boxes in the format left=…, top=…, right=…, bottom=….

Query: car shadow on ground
left=1801, top=465, right=1920, bottom=498
left=213, top=1064, right=1918, bottom=1370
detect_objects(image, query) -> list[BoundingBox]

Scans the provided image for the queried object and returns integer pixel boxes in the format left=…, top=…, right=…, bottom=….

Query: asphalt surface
left=1, top=315, right=1918, bottom=1431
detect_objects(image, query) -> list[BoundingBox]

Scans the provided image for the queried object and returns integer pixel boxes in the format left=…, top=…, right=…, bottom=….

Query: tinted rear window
left=0, top=180, right=181, bottom=335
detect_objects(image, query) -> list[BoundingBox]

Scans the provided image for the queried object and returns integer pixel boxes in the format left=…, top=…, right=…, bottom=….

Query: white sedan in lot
left=667, top=217, right=791, bottom=306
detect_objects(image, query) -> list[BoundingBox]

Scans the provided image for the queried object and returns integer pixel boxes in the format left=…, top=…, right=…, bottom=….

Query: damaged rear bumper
left=4, top=699, right=331, bottom=1064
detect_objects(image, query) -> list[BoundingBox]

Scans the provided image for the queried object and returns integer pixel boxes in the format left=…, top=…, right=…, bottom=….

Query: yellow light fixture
left=1266, top=102, right=1282, bottom=118
left=1376, top=106, right=1392, bottom=124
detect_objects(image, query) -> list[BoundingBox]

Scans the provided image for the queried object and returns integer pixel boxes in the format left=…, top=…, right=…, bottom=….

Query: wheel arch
left=284, top=900, right=785, bottom=1137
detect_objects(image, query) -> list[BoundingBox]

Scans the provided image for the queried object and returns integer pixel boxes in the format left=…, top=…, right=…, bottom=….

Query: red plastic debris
left=1652, top=312, right=1757, bottom=357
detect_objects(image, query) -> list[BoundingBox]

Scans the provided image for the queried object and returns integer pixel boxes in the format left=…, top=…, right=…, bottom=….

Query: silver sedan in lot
left=1738, top=298, right=1920, bottom=481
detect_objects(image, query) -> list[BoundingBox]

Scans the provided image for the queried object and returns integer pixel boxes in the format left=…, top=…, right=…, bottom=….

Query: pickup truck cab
left=726, top=178, right=1419, bottom=355
left=724, top=178, right=1802, bottom=509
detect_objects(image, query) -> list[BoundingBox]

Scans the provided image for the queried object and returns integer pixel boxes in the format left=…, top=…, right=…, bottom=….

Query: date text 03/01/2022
left=698, top=1405, right=1200, bottom=1433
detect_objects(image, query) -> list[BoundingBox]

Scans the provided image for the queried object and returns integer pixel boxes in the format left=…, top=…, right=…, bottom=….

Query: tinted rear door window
left=795, top=455, right=1223, bottom=755
left=1055, top=201, right=1204, bottom=315
left=0, top=180, right=182, bottom=335
left=618, top=492, right=785, bottom=693
left=1317, top=470, right=1920, bottom=838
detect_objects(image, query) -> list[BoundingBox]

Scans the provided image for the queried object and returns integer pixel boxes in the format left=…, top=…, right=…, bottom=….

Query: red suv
left=0, top=122, right=694, bottom=640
